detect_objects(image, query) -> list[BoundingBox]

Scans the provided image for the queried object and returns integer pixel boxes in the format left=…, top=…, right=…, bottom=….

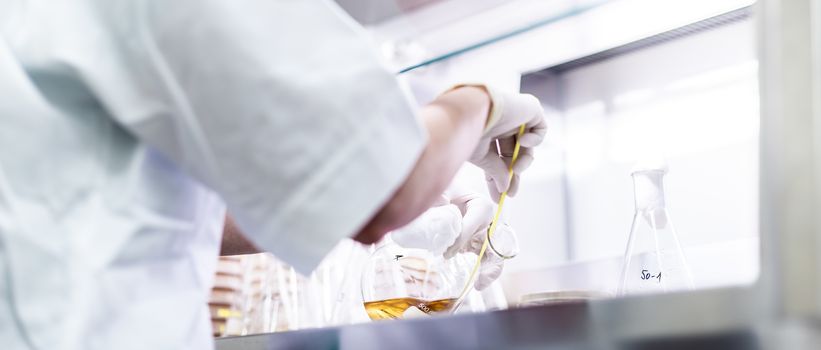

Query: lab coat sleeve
left=102, top=0, right=426, bottom=273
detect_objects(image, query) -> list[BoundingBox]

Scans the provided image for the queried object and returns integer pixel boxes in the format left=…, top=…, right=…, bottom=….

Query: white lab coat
left=0, top=0, right=425, bottom=349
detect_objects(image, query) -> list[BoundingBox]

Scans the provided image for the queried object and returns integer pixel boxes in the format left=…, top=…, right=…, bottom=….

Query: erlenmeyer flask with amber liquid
left=618, top=163, right=694, bottom=296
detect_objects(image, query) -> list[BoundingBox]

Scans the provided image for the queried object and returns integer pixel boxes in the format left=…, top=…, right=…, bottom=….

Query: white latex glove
left=393, top=187, right=518, bottom=291
left=462, top=85, right=547, bottom=202
left=391, top=203, right=462, bottom=256
left=443, top=192, right=514, bottom=290
left=467, top=221, right=515, bottom=291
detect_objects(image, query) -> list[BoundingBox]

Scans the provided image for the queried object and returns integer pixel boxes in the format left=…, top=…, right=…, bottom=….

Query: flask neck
left=632, top=170, right=666, bottom=212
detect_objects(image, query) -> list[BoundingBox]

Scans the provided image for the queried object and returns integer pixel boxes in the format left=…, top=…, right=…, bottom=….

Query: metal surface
left=216, top=302, right=592, bottom=350
left=396, top=1, right=607, bottom=74
left=758, top=0, right=821, bottom=318
left=215, top=298, right=821, bottom=349
left=334, top=0, right=446, bottom=25
left=216, top=286, right=763, bottom=349
left=544, top=6, right=752, bottom=74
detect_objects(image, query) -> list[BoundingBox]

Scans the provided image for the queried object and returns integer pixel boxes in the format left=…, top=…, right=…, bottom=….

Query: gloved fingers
left=520, top=118, right=548, bottom=148
left=506, top=173, right=520, bottom=197
left=463, top=197, right=494, bottom=230
left=497, top=92, right=545, bottom=147
left=498, top=138, right=535, bottom=174
left=497, top=147, right=531, bottom=198
left=485, top=178, right=502, bottom=203
left=466, top=222, right=514, bottom=289
left=479, top=135, right=532, bottom=201
left=501, top=92, right=541, bottom=119
left=480, top=152, right=511, bottom=197
left=504, top=93, right=542, bottom=124
left=429, top=205, right=463, bottom=255
left=479, top=88, right=545, bottom=141
left=510, top=147, right=535, bottom=174
left=443, top=234, right=461, bottom=259
left=444, top=197, right=493, bottom=259
left=432, top=193, right=450, bottom=206
left=392, top=204, right=461, bottom=255
left=391, top=207, right=434, bottom=249
left=466, top=223, right=488, bottom=254
left=444, top=218, right=488, bottom=259
left=475, top=253, right=504, bottom=290
left=447, top=188, right=481, bottom=207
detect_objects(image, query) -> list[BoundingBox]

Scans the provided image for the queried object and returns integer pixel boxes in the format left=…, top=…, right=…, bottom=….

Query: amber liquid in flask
left=364, top=297, right=456, bottom=320
left=361, top=239, right=467, bottom=320
left=618, top=164, right=694, bottom=296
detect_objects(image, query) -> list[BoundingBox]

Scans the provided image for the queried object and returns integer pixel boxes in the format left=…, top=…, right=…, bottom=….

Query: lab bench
left=215, top=286, right=807, bottom=350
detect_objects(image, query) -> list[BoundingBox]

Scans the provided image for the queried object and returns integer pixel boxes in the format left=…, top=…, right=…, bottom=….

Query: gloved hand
left=392, top=187, right=518, bottom=290
left=390, top=203, right=462, bottom=256
left=459, top=85, right=547, bottom=202
left=444, top=191, right=516, bottom=290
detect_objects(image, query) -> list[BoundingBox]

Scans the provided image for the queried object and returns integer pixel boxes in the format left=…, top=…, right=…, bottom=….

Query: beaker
left=360, top=237, right=473, bottom=320
left=618, top=164, right=694, bottom=295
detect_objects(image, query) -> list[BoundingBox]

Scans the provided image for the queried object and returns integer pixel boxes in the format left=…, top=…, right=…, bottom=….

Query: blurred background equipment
left=209, top=240, right=373, bottom=337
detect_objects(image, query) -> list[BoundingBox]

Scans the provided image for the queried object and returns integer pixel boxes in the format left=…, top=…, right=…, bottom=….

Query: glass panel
left=335, top=0, right=613, bottom=74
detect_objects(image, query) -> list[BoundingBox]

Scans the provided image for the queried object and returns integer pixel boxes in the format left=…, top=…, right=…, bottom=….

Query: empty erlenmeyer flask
left=618, top=163, right=693, bottom=295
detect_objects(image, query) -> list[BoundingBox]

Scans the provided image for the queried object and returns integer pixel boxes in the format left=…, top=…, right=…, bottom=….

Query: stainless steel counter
left=216, top=302, right=597, bottom=350
left=215, top=287, right=779, bottom=350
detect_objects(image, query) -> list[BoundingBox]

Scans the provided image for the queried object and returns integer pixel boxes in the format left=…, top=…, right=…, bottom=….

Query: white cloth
left=0, top=0, right=424, bottom=349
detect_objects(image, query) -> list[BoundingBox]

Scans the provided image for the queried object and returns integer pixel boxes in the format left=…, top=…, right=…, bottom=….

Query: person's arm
left=353, top=86, right=489, bottom=244
left=220, top=215, right=261, bottom=256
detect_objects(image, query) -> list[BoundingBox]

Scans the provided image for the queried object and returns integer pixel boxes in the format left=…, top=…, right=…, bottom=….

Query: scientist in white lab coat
left=0, top=0, right=546, bottom=349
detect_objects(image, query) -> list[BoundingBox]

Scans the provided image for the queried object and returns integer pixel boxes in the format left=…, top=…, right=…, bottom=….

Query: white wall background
left=554, top=20, right=759, bottom=262
left=502, top=20, right=761, bottom=301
